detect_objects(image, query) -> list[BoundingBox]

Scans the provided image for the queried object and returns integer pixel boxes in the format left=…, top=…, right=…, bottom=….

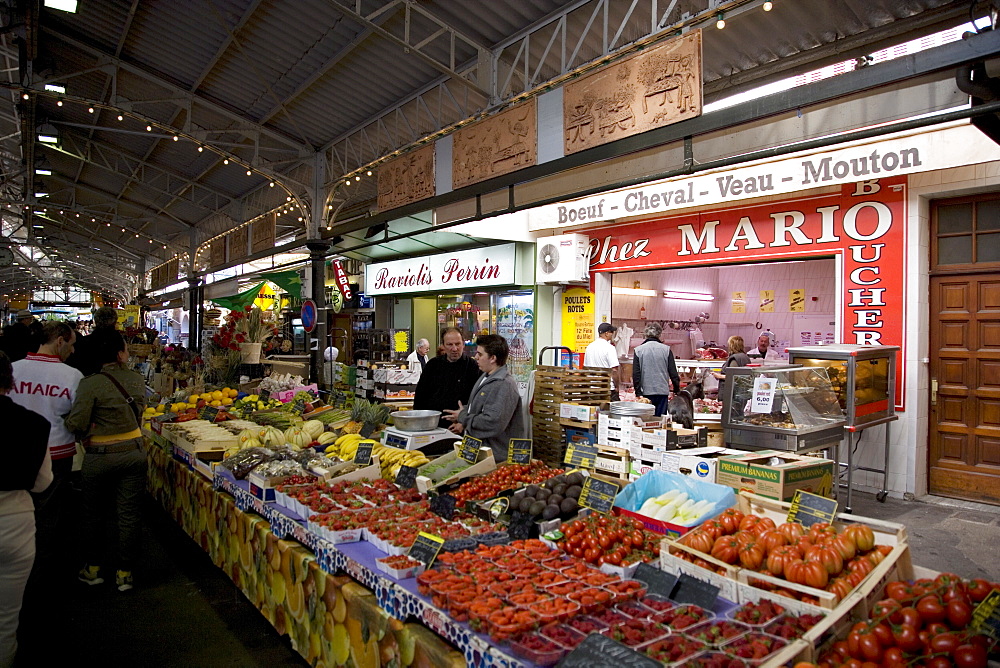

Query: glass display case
left=722, top=365, right=847, bottom=452
left=786, top=344, right=899, bottom=428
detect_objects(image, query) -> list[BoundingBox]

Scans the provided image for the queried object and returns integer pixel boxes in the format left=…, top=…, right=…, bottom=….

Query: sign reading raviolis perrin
left=564, top=30, right=701, bottom=155
left=377, top=144, right=435, bottom=211
left=453, top=99, right=536, bottom=189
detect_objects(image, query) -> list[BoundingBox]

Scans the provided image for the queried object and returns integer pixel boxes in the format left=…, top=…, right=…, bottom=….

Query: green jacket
left=65, top=363, right=145, bottom=438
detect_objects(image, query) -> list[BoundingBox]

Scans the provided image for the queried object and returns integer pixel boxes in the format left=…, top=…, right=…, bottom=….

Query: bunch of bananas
left=374, top=444, right=429, bottom=481
left=323, top=433, right=429, bottom=479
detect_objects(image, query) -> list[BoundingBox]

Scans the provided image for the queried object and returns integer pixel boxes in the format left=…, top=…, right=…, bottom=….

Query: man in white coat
left=583, top=323, right=621, bottom=401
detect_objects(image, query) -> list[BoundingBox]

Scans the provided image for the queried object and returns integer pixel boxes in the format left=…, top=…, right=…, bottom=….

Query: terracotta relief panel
left=377, top=145, right=436, bottom=211
left=453, top=99, right=537, bottom=189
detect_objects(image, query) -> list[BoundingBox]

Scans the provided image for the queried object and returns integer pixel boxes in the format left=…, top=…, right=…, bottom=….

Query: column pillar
left=187, top=275, right=202, bottom=352
left=307, top=240, right=330, bottom=386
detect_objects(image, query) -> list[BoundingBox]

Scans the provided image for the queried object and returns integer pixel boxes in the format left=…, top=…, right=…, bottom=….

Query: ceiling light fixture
left=611, top=287, right=658, bottom=297
left=246, top=170, right=252, bottom=176
left=87, top=107, right=94, bottom=113
left=197, top=146, right=203, bottom=152
left=716, top=12, right=725, bottom=28
left=762, top=0, right=773, bottom=10
left=117, top=114, right=123, bottom=121
left=21, top=93, right=29, bottom=100
left=662, top=290, right=715, bottom=301
left=223, top=159, right=229, bottom=165
left=366, top=170, right=372, bottom=176
left=172, top=135, right=178, bottom=141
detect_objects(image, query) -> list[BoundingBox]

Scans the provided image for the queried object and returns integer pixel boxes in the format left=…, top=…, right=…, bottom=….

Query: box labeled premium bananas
left=715, top=450, right=834, bottom=501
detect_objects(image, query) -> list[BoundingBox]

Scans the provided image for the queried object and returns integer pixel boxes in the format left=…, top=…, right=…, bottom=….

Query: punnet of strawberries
left=644, top=635, right=707, bottom=663
left=567, top=615, right=607, bottom=634
left=652, top=603, right=712, bottom=630
left=763, top=612, right=823, bottom=639
left=540, top=623, right=586, bottom=649
left=685, top=619, right=752, bottom=646
left=731, top=599, right=785, bottom=625
left=721, top=631, right=787, bottom=660
left=686, top=651, right=752, bottom=668
left=604, top=617, right=667, bottom=647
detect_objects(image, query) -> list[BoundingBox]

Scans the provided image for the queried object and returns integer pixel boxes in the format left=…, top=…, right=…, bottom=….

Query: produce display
left=637, top=489, right=716, bottom=525
left=673, top=507, right=893, bottom=604
left=804, top=572, right=999, bottom=668
left=552, top=513, right=662, bottom=567
left=449, top=462, right=564, bottom=506
left=508, top=470, right=585, bottom=520
left=322, top=434, right=430, bottom=477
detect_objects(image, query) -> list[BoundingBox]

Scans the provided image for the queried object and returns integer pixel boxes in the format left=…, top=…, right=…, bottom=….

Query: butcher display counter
left=721, top=365, right=847, bottom=453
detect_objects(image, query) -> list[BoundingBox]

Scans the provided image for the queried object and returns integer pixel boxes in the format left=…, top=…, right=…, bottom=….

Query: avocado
left=528, top=500, right=546, bottom=516
left=518, top=497, right=534, bottom=513
left=542, top=504, right=560, bottom=520
left=560, top=497, right=578, bottom=514
left=565, top=485, right=582, bottom=499
left=552, top=483, right=567, bottom=497
left=536, top=488, right=551, bottom=501
left=565, top=472, right=585, bottom=486
left=524, top=484, right=540, bottom=497
left=548, top=494, right=563, bottom=507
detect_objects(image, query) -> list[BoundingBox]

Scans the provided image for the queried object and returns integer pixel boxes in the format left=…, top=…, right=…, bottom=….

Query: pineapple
left=360, top=401, right=391, bottom=437
left=341, top=400, right=366, bottom=434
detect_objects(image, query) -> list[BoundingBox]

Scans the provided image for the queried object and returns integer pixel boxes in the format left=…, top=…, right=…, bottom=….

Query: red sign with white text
left=331, top=260, right=353, bottom=301
left=588, top=177, right=906, bottom=409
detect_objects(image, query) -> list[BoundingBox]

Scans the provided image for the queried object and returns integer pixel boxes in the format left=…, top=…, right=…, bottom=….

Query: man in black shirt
left=66, top=306, right=118, bottom=376
left=413, top=328, right=481, bottom=428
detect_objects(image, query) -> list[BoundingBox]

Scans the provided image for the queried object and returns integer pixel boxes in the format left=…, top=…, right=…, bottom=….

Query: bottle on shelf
left=639, top=305, right=646, bottom=320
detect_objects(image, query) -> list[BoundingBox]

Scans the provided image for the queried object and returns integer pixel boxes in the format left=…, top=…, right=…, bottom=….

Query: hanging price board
left=786, top=489, right=838, bottom=528
left=430, top=493, right=457, bottom=520
left=507, top=438, right=532, bottom=464
left=353, top=440, right=374, bottom=466
left=199, top=405, right=221, bottom=422
left=458, top=435, right=482, bottom=463
left=258, top=388, right=271, bottom=401
left=633, top=563, right=678, bottom=599
left=407, top=532, right=445, bottom=567
left=564, top=442, right=598, bottom=469
left=577, top=476, right=620, bottom=515
left=395, top=465, right=418, bottom=489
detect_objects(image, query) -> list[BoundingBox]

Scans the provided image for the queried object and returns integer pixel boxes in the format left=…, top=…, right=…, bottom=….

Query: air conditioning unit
left=536, top=234, right=590, bottom=284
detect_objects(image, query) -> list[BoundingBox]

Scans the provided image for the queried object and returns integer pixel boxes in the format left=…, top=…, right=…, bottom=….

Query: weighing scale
left=381, top=426, right=459, bottom=453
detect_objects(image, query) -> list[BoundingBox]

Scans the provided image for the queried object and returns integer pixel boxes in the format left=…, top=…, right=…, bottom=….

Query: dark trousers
left=80, top=440, right=146, bottom=570
left=30, top=457, right=73, bottom=567
left=646, top=394, right=670, bottom=417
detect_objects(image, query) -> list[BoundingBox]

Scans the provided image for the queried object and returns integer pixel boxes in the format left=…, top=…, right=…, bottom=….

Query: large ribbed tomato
left=680, top=529, right=714, bottom=555
left=777, top=521, right=805, bottom=542
left=718, top=508, right=745, bottom=534
left=701, top=519, right=727, bottom=540
left=827, top=577, right=854, bottom=600
left=739, top=515, right=776, bottom=537
left=786, top=557, right=829, bottom=588
left=843, top=524, right=876, bottom=552
left=805, top=545, right=844, bottom=576
left=758, top=529, right=789, bottom=554
left=766, top=545, right=802, bottom=577
left=733, top=530, right=757, bottom=546
left=738, top=540, right=766, bottom=570
left=807, top=522, right=838, bottom=545
left=829, top=535, right=857, bottom=561
left=711, top=536, right=741, bottom=564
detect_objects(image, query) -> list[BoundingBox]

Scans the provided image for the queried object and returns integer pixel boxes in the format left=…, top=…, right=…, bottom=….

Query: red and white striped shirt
left=11, top=352, right=84, bottom=460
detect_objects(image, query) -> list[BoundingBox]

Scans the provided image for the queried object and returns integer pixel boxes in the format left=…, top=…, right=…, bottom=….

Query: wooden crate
left=531, top=365, right=610, bottom=468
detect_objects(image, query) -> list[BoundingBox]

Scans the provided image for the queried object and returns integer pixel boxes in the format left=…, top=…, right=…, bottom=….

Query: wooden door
left=929, top=195, right=1000, bottom=504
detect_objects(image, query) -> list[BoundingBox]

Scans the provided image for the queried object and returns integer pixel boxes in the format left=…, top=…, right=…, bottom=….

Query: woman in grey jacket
left=446, top=334, right=523, bottom=462
left=632, top=322, right=681, bottom=417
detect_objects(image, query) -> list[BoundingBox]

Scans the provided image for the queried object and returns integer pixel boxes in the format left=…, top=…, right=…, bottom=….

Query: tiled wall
left=610, top=260, right=837, bottom=359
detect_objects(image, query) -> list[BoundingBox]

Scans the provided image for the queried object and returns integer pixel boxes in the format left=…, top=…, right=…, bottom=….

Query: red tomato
left=967, top=578, right=992, bottom=603
left=899, top=606, right=921, bottom=630
left=882, top=647, right=906, bottom=667
left=870, top=622, right=893, bottom=648
left=947, top=598, right=973, bottom=629
left=885, top=581, right=913, bottom=602
left=953, top=643, right=988, bottom=668
left=892, top=624, right=923, bottom=653
left=929, top=632, right=962, bottom=655
left=857, top=632, right=882, bottom=662
left=916, top=595, right=946, bottom=625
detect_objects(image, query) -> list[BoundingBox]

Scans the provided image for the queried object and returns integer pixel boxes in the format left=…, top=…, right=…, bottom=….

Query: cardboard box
left=715, top=450, right=835, bottom=501
left=565, top=428, right=597, bottom=447
left=628, top=457, right=660, bottom=481
left=661, top=447, right=746, bottom=482
left=630, top=425, right=707, bottom=449
left=598, top=413, right=663, bottom=430
left=559, top=402, right=598, bottom=422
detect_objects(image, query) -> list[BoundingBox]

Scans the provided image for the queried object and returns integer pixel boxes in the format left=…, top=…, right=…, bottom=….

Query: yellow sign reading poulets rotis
left=561, top=287, right=595, bottom=353
left=731, top=291, right=746, bottom=314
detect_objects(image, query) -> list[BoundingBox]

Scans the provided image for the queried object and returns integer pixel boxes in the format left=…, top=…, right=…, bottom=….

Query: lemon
left=211, top=390, right=224, bottom=401
left=188, top=395, right=199, bottom=404
left=210, top=400, right=222, bottom=407
left=200, top=392, right=213, bottom=401
left=222, top=396, right=233, bottom=405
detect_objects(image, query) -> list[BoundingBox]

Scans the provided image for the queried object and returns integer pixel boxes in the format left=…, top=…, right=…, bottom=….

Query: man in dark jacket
left=66, top=306, right=118, bottom=376
left=413, top=328, right=481, bottom=428
left=632, top=322, right=681, bottom=417
left=0, top=310, right=41, bottom=362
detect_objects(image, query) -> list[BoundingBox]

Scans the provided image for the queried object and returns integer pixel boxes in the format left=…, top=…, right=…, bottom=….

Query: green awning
left=261, top=270, right=302, bottom=297
left=209, top=281, right=266, bottom=311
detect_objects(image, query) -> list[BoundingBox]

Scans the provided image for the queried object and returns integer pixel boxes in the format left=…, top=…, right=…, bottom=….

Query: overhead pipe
left=956, top=61, right=1000, bottom=100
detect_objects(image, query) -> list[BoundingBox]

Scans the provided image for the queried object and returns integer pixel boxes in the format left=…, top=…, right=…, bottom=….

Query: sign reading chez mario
left=364, top=244, right=517, bottom=296
left=588, top=177, right=907, bottom=409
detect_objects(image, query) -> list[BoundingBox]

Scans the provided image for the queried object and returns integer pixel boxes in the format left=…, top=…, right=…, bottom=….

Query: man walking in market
left=584, top=322, right=622, bottom=401
left=413, top=328, right=481, bottom=429
left=66, top=306, right=118, bottom=376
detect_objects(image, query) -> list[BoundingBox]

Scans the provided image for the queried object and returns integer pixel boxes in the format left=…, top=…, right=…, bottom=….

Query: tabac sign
left=588, top=177, right=907, bottom=409
left=365, top=244, right=517, bottom=296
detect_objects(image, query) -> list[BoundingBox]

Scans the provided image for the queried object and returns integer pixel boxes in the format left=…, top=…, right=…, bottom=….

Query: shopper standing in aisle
left=445, top=334, right=523, bottom=462
left=65, top=332, right=146, bottom=593
left=413, top=328, right=481, bottom=428
left=712, top=335, right=752, bottom=396
left=632, top=322, right=681, bottom=417
left=584, top=323, right=622, bottom=401
left=0, top=351, right=52, bottom=668
left=0, top=310, right=41, bottom=363
left=9, top=322, right=83, bottom=580
left=66, top=306, right=119, bottom=376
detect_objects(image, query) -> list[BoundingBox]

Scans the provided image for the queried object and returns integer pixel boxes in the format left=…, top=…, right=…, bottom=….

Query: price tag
left=353, top=440, right=374, bottom=466
left=507, top=438, right=532, bottom=464
left=458, top=435, right=482, bottom=463
left=578, top=476, right=620, bottom=515
left=407, top=531, right=445, bottom=567
left=633, top=562, right=678, bottom=599
left=557, top=633, right=661, bottom=668
left=259, top=388, right=271, bottom=401
left=150, top=412, right=177, bottom=434
left=971, top=589, right=1000, bottom=640
left=199, top=405, right=220, bottom=421
left=786, top=489, right=838, bottom=528
left=429, top=493, right=456, bottom=520
left=670, top=572, right=720, bottom=609
left=564, top=442, right=598, bottom=469
left=395, top=465, right=418, bottom=489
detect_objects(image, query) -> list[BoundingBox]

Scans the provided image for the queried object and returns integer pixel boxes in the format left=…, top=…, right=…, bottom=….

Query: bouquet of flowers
left=207, top=305, right=276, bottom=384
left=123, top=324, right=158, bottom=345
